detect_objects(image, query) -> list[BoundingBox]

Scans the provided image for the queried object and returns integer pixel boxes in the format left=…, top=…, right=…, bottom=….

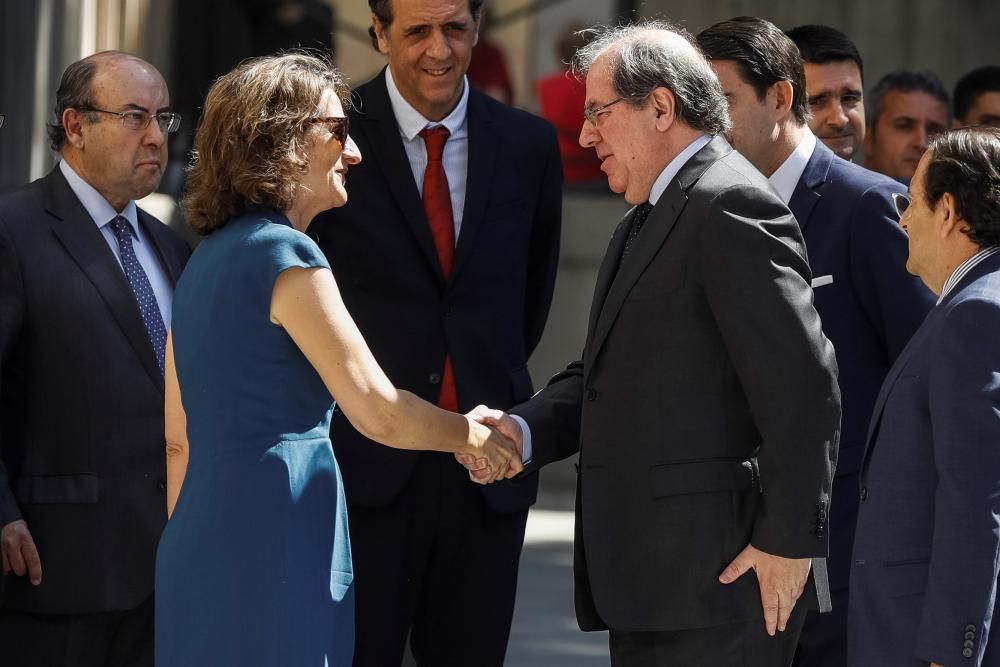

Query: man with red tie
left=307, top=0, right=562, bottom=664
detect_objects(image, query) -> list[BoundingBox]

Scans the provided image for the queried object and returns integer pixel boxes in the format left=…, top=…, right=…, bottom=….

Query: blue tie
left=109, top=216, right=167, bottom=374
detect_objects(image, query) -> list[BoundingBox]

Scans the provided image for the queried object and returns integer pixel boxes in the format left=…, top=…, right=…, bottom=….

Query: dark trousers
left=348, top=452, right=528, bottom=667
left=610, top=601, right=808, bottom=667
left=794, top=589, right=847, bottom=667
left=0, top=595, right=153, bottom=667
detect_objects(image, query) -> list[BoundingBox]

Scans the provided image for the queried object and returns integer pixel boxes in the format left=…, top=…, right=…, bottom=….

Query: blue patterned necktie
left=109, top=216, right=167, bottom=374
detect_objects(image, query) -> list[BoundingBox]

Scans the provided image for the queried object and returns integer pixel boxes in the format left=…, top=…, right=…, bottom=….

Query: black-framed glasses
left=306, top=116, right=349, bottom=146
left=892, top=191, right=911, bottom=218
left=77, top=107, right=181, bottom=133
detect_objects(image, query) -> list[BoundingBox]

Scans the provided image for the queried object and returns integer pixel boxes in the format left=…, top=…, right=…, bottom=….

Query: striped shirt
left=937, top=245, right=1000, bottom=304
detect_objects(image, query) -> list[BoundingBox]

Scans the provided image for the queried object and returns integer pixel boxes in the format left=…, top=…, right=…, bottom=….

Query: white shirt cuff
left=509, top=414, right=533, bottom=465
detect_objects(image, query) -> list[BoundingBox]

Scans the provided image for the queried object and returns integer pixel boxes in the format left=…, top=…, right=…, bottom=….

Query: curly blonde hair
left=182, top=53, right=351, bottom=235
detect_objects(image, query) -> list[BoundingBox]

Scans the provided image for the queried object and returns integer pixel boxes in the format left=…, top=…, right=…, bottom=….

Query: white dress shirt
left=938, top=246, right=1000, bottom=304
left=385, top=67, right=470, bottom=240
left=59, top=160, right=173, bottom=327
left=510, top=133, right=712, bottom=463
left=768, top=130, right=817, bottom=205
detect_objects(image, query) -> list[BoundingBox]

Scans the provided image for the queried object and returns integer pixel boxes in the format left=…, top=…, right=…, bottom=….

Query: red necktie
left=419, top=126, right=458, bottom=412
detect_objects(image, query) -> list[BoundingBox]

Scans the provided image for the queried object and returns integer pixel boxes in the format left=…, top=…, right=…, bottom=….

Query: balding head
left=573, top=20, right=730, bottom=136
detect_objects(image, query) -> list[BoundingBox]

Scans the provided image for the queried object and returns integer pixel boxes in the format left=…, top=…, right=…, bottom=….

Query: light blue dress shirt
left=59, top=160, right=174, bottom=327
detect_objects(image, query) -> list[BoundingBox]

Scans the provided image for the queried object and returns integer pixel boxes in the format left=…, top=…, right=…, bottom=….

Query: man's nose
left=579, top=120, right=598, bottom=148
left=913, top=126, right=929, bottom=150
left=426, top=28, right=452, bottom=60
left=829, top=102, right=850, bottom=129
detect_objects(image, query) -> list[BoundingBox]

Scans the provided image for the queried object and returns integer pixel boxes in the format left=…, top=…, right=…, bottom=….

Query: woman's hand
left=466, top=420, right=523, bottom=484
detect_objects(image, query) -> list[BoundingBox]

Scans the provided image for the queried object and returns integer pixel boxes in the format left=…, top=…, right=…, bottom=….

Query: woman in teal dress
left=154, top=54, right=521, bottom=666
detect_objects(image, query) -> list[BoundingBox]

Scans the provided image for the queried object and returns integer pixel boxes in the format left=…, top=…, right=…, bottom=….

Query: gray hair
left=572, top=20, right=731, bottom=136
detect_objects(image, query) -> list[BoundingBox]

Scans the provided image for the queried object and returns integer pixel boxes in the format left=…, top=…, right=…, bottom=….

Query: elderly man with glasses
left=463, top=19, right=841, bottom=666
left=0, top=51, right=190, bottom=667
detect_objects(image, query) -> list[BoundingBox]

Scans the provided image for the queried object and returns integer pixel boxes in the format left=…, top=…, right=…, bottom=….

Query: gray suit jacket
left=515, top=136, right=841, bottom=632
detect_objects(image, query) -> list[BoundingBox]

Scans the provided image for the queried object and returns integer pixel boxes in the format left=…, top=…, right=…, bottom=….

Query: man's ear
left=864, top=126, right=875, bottom=161
left=373, top=15, right=391, bottom=56
left=771, top=80, right=795, bottom=120
left=937, top=191, right=966, bottom=239
left=650, top=87, right=676, bottom=130
left=62, top=108, right=87, bottom=149
left=472, top=15, right=481, bottom=47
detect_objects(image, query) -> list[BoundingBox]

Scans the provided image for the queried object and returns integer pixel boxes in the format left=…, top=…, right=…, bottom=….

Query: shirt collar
left=768, top=130, right=817, bottom=205
left=648, top=134, right=712, bottom=206
left=937, top=245, right=1000, bottom=304
left=385, top=66, right=469, bottom=140
left=59, top=159, right=140, bottom=237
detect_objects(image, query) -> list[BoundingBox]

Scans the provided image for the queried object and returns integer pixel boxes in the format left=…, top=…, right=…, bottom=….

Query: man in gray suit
left=463, top=20, right=841, bottom=666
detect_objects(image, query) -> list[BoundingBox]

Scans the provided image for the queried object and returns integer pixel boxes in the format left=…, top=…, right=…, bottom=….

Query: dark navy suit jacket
left=849, top=250, right=1000, bottom=667
left=788, top=141, right=935, bottom=596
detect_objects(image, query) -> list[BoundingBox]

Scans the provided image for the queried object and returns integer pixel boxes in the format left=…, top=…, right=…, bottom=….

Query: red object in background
left=536, top=70, right=605, bottom=184
left=468, top=39, right=514, bottom=105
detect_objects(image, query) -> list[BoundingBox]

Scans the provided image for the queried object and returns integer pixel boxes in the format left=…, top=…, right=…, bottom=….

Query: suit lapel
left=358, top=71, right=444, bottom=280
left=588, top=182, right=687, bottom=363
left=583, top=214, right=632, bottom=368
left=44, top=168, right=164, bottom=391
left=585, top=137, right=731, bottom=367
left=787, top=141, right=832, bottom=234
left=138, top=210, right=184, bottom=286
left=451, top=91, right=496, bottom=283
left=861, top=251, right=1000, bottom=473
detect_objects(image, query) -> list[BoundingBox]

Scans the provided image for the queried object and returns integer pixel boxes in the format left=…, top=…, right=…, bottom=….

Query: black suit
left=0, top=167, right=190, bottom=663
left=309, top=70, right=561, bottom=665
left=514, top=137, right=840, bottom=664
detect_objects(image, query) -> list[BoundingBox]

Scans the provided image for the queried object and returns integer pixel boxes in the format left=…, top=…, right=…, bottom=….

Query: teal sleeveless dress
left=155, top=211, right=354, bottom=666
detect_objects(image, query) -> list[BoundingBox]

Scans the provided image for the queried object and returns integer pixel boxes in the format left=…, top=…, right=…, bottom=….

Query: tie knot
left=109, top=216, right=132, bottom=238
left=419, top=126, right=450, bottom=161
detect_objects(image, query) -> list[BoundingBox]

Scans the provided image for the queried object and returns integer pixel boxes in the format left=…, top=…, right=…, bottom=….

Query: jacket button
left=586, top=389, right=598, bottom=401
left=963, top=648, right=974, bottom=658
left=429, top=373, right=441, bottom=385
left=158, top=482, right=166, bottom=492
left=966, top=624, right=977, bottom=632
left=964, top=639, right=975, bottom=649
left=965, top=631, right=976, bottom=640
left=861, top=486, right=868, bottom=501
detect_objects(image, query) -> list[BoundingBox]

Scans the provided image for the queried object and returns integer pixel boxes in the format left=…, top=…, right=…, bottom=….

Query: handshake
left=457, top=405, right=526, bottom=485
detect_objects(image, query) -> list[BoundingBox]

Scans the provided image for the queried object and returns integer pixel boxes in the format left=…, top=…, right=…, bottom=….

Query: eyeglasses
left=892, top=191, right=911, bottom=218
left=77, top=107, right=181, bottom=133
left=583, top=97, right=629, bottom=127
left=306, top=116, right=349, bottom=146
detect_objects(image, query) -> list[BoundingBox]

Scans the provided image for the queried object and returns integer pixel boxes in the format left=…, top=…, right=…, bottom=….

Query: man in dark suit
left=696, top=18, right=936, bottom=667
left=0, top=52, right=190, bottom=666
left=466, top=20, right=840, bottom=666
left=307, top=0, right=561, bottom=664
left=849, top=127, right=1000, bottom=667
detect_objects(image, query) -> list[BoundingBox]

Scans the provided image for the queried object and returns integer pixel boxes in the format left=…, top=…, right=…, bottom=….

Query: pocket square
left=811, top=274, right=834, bottom=288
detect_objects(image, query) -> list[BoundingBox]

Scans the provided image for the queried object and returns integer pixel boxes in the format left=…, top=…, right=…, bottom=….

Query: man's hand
left=1, top=519, right=42, bottom=585
left=456, top=405, right=524, bottom=481
left=719, top=544, right=810, bottom=636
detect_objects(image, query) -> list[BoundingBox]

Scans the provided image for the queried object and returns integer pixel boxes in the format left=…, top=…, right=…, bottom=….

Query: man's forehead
left=805, top=61, right=862, bottom=89
left=91, top=58, right=169, bottom=106
left=392, top=0, right=472, bottom=25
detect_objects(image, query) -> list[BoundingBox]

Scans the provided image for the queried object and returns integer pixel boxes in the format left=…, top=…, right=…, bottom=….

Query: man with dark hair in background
left=850, top=126, right=1000, bottom=667
left=0, top=51, right=190, bottom=666
left=953, top=65, right=1000, bottom=128
left=307, top=0, right=562, bottom=664
left=697, top=17, right=935, bottom=667
left=865, top=70, right=951, bottom=183
left=786, top=24, right=866, bottom=162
